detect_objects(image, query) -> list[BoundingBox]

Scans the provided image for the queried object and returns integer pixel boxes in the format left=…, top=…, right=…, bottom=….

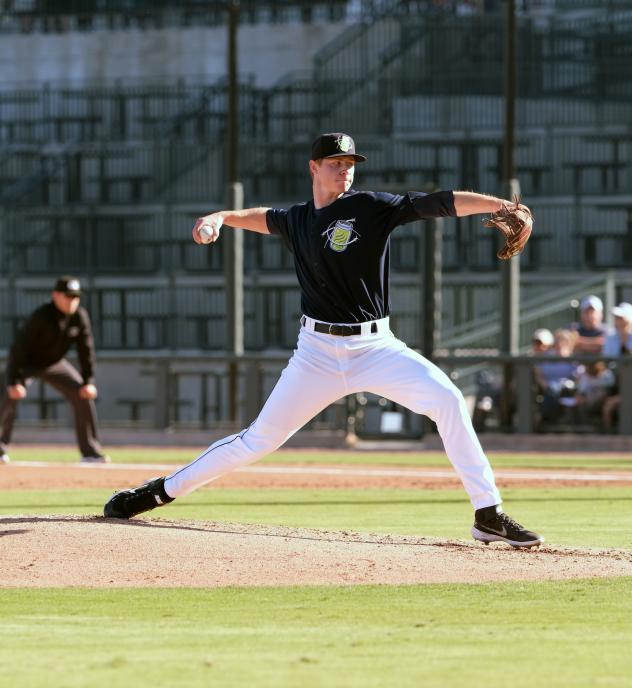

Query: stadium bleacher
left=1, top=0, right=632, bottom=432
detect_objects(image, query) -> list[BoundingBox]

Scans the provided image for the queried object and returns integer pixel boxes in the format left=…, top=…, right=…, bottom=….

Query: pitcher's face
left=311, top=156, right=355, bottom=195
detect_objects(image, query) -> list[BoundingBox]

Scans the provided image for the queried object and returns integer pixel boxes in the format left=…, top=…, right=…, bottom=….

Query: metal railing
left=1, top=351, right=629, bottom=435
left=3, top=187, right=632, bottom=278
left=1, top=135, right=631, bottom=209
left=1, top=269, right=630, bottom=353
left=437, top=352, right=632, bottom=436
left=441, top=274, right=616, bottom=349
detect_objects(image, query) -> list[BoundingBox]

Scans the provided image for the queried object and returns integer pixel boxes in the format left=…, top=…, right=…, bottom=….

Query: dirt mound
left=2, top=515, right=631, bottom=587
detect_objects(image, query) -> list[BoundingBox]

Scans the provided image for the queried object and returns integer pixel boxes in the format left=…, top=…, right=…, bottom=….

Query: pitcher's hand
left=193, top=213, right=224, bottom=244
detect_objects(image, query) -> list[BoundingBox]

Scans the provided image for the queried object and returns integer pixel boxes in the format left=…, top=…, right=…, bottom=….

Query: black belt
left=301, top=316, right=377, bottom=336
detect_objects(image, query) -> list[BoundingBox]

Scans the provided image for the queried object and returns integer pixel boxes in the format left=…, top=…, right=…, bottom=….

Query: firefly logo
left=321, top=218, right=360, bottom=253
left=336, top=135, right=352, bottom=153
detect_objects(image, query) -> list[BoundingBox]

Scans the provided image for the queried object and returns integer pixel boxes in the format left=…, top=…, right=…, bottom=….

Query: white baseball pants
left=165, top=318, right=502, bottom=510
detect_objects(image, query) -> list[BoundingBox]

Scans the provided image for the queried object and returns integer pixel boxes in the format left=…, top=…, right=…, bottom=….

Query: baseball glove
left=483, top=197, right=533, bottom=260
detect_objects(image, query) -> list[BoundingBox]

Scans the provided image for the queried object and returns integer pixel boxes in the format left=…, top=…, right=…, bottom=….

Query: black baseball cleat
left=104, top=476, right=174, bottom=519
left=472, top=505, right=544, bottom=549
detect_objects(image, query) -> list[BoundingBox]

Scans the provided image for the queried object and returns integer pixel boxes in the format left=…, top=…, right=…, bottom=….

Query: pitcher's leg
left=165, top=352, right=346, bottom=497
left=352, top=340, right=501, bottom=509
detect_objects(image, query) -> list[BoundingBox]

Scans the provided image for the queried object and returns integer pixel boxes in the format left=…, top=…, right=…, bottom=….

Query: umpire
left=0, top=276, right=109, bottom=464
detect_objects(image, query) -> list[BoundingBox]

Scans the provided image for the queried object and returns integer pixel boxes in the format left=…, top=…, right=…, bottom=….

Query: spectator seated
left=574, top=362, right=615, bottom=429
left=534, top=329, right=579, bottom=430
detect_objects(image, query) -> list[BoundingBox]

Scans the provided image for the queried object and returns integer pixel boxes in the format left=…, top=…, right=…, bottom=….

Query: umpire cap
left=54, top=275, right=82, bottom=296
left=311, top=133, right=367, bottom=162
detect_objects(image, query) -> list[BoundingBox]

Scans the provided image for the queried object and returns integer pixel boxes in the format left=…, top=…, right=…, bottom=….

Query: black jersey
left=266, top=189, right=456, bottom=323
left=7, top=302, right=96, bottom=385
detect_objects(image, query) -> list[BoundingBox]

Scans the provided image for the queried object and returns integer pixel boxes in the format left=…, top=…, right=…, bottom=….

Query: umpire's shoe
left=104, top=477, right=174, bottom=519
left=472, top=505, right=544, bottom=549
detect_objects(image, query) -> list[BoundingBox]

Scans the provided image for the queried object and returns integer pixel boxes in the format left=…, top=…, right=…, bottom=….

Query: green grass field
left=1, top=580, right=631, bottom=688
left=1, top=447, right=632, bottom=687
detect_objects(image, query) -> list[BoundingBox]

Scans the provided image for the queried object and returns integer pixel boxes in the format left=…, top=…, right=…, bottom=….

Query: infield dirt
left=2, top=515, right=632, bottom=587
left=2, top=461, right=632, bottom=587
left=3, top=461, right=632, bottom=492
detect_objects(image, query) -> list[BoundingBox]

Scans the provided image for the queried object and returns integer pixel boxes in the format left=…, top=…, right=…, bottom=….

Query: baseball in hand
left=199, top=224, right=216, bottom=244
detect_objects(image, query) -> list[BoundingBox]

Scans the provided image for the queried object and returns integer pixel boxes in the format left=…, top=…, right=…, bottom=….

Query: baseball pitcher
left=104, top=132, right=541, bottom=548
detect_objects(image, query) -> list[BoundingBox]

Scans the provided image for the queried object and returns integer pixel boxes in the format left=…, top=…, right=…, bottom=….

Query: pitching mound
left=2, top=515, right=631, bottom=587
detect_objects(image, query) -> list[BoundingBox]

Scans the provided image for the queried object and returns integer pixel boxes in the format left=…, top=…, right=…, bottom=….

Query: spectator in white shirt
left=601, top=302, right=632, bottom=432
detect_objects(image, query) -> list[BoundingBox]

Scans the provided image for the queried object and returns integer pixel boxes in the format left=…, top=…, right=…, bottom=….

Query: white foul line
left=10, top=461, right=632, bottom=482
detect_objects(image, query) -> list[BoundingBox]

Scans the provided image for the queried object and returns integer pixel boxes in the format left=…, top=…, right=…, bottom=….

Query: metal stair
left=442, top=274, right=615, bottom=350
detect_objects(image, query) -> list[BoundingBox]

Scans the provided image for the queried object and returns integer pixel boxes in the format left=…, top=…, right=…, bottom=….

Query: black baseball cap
left=310, top=133, right=367, bottom=162
left=53, top=275, right=82, bottom=296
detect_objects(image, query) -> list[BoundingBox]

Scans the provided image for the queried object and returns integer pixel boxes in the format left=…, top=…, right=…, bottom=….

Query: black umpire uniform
left=0, top=276, right=108, bottom=463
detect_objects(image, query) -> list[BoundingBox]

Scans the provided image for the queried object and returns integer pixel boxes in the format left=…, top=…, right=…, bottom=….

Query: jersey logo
left=67, top=326, right=80, bottom=338
left=322, top=218, right=359, bottom=253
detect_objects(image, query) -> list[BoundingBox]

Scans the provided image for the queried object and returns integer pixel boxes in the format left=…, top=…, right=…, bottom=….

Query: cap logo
left=67, top=280, right=80, bottom=293
left=336, top=135, right=352, bottom=153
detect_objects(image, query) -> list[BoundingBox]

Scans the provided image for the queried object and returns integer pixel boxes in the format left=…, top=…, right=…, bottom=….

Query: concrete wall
left=1, top=22, right=347, bottom=88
